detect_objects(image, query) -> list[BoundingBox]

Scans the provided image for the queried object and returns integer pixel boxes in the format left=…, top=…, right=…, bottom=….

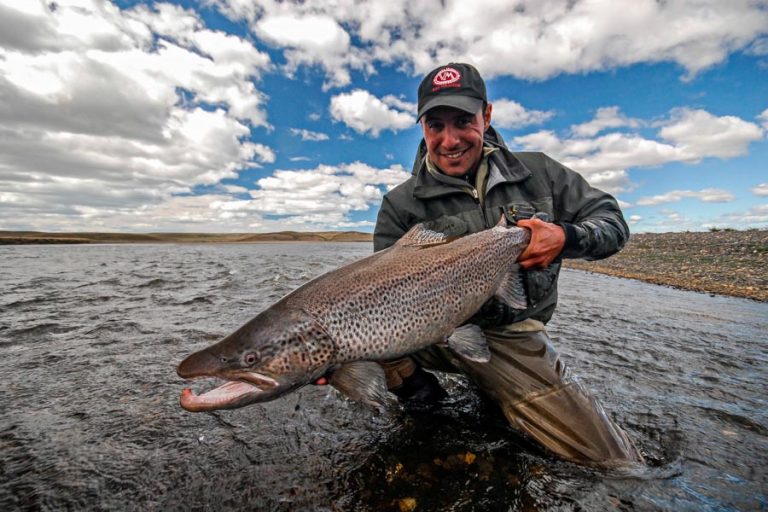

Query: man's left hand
left=516, top=218, right=565, bottom=269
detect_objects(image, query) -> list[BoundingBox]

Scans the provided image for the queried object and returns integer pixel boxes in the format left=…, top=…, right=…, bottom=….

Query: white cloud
left=289, top=128, right=330, bottom=141
left=1, top=158, right=410, bottom=233
left=636, top=189, right=735, bottom=206
left=628, top=215, right=642, bottom=224
left=513, top=108, right=764, bottom=194
left=0, top=0, right=273, bottom=232
left=254, top=13, right=370, bottom=89
left=571, top=107, right=641, bottom=137
left=209, top=161, right=410, bottom=227
left=210, top=0, right=768, bottom=84
left=659, top=108, right=764, bottom=160
left=491, top=99, right=554, bottom=129
left=746, top=37, right=768, bottom=56
left=381, top=95, right=416, bottom=113
left=330, top=89, right=416, bottom=137
left=221, top=184, right=248, bottom=194
left=751, top=183, right=768, bottom=197
left=704, top=204, right=768, bottom=229
left=758, top=108, right=768, bottom=130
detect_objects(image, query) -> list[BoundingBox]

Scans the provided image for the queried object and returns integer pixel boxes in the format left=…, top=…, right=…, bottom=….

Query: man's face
left=421, top=105, right=492, bottom=177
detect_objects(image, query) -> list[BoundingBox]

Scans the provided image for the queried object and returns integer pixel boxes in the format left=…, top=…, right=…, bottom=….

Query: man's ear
left=483, top=103, right=493, bottom=131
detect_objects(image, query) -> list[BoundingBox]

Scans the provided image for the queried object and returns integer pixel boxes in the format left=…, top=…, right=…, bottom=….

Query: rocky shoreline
left=563, top=229, right=767, bottom=302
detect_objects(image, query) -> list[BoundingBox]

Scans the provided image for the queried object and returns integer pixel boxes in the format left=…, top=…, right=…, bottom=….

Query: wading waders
left=382, top=319, right=643, bottom=466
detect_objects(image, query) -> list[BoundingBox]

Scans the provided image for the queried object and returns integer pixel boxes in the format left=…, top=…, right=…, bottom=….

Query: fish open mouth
left=179, top=372, right=279, bottom=412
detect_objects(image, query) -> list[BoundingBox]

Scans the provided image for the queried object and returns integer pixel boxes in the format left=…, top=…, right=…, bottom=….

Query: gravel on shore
left=563, top=229, right=767, bottom=302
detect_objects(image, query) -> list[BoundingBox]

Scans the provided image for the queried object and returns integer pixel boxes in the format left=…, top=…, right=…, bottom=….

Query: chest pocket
left=498, top=198, right=554, bottom=225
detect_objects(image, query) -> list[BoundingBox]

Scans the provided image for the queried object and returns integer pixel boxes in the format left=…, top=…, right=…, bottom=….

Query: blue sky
left=0, top=0, right=766, bottom=233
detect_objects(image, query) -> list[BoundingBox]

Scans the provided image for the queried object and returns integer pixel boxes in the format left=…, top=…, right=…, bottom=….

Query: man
left=374, top=63, right=643, bottom=465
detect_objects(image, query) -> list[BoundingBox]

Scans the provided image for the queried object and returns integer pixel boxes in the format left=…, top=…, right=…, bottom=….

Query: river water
left=1, top=243, right=766, bottom=511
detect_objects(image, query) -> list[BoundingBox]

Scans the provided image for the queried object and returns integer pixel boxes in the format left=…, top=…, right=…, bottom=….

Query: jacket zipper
left=465, top=186, right=491, bottom=227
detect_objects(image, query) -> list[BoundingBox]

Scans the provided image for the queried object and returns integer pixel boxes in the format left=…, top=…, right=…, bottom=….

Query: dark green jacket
left=373, top=127, right=629, bottom=325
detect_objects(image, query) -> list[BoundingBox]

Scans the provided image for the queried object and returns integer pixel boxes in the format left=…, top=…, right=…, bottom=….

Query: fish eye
left=244, top=353, right=259, bottom=365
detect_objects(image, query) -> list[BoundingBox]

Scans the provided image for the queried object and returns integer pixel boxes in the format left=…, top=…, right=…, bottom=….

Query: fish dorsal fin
left=494, top=264, right=527, bottom=310
left=396, top=223, right=451, bottom=248
left=447, top=324, right=491, bottom=363
left=328, top=361, right=389, bottom=409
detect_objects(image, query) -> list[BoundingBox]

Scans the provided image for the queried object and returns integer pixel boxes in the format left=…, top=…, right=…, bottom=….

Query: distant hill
left=0, top=230, right=373, bottom=244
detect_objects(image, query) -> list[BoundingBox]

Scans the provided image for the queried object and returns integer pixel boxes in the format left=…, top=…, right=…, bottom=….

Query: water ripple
left=1, top=243, right=766, bottom=511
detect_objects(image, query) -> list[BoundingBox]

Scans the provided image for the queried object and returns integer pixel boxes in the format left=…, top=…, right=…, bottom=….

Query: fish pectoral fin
left=328, top=361, right=389, bottom=409
left=447, top=324, right=491, bottom=363
left=494, top=265, right=527, bottom=310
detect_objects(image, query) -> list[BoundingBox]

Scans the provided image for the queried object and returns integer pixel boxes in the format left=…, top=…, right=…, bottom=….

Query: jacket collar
left=411, top=126, right=532, bottom=199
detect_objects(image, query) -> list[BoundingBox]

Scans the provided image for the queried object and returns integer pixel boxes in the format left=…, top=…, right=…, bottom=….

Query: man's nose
left=441, top=126, right=461, bottom=147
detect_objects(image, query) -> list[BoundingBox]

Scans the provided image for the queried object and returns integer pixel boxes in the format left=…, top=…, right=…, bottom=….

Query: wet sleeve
left=544, top=155, right=630, bottom=261
left=373, top=195, right=409, bottom=252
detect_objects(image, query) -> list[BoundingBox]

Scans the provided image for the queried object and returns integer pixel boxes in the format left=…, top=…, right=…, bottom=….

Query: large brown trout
left=177, top=219, right=530, bottom=412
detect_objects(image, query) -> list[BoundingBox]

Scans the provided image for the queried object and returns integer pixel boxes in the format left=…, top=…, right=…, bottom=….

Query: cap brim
left=417, top=96, right=484, bottom=120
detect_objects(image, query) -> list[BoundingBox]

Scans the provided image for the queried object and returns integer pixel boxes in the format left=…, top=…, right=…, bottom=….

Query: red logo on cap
left=432, top=67, right=461, bottom=91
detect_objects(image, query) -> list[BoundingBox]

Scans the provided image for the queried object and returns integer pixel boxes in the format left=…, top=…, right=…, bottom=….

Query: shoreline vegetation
left=2, top=228, right=765, bottom=302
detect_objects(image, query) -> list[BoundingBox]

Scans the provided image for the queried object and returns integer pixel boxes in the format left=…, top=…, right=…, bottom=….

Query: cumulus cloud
left=751, top=183, right=768, bottom=196
left=0, top=0, right=273, bottom=231
left=210, top=162, right=410, bottom=227
left=2, top=159, right=410, bottom=232
left=210, top=0, right=768, bottom=84
left=513, top=108, right=764, bottom=194
left=330, top=89, right=416, bottom=137
left=491, top=99, right=554, bottom=129
left=636, top=189, right=735, bottom=206
left=257, top=15, right=344, bottom=87
left=381, top=95, right=417, bottom=113
left=758, top=108, right=768, bottom=130
left=659, top=108, right=765, bottom=160
left=289, top=128, right=330, bottom=141
left=705, top=204, right=768, bottom=229
left=571, top=107, right=641, bottom=137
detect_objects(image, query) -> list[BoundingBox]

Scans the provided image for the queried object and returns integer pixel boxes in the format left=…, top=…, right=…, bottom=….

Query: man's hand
left=516, top=218, right=565, bottom=269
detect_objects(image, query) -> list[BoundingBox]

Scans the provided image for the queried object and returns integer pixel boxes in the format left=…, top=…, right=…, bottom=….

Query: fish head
left=177, top=306, right=335, bottom=412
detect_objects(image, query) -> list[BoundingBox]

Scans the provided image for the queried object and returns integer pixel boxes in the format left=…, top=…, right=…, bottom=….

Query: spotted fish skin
left=177, top=223, right=530, bottom=412
left=289, top=224, right=530, bottom=361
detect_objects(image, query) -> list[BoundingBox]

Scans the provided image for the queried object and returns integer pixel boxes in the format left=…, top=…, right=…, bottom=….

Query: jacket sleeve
left=373, top=194, right=409, bottom=252
left=543, top=154, right=630, bottom=261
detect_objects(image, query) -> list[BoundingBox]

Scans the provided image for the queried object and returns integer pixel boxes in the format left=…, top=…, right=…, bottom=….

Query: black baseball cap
left=417, top=63, right=487, bottom=120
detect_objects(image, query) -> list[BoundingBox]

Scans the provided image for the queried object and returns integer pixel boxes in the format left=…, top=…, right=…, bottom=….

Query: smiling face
left=421, top=104, right=492, bottom=177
